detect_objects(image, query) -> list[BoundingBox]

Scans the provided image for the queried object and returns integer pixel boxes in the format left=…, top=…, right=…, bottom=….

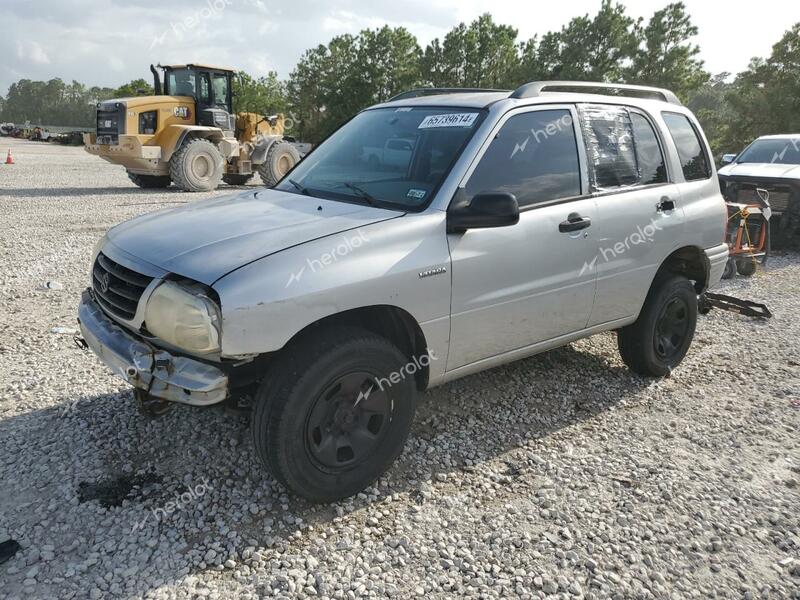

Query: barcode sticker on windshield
left=418, top=113, right=478, bottom=129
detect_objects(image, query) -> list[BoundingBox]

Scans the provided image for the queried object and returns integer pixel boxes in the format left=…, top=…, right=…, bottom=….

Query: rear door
left=579, top=104, right=685, bottom=326
left=447, top=105, right=599, bottom=370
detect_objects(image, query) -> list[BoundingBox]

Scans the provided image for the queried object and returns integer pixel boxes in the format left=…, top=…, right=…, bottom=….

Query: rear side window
left=631, top=113, right=667, bottom=184
left=464, top=109, right=581, bottom=208
left=662, top=112, right=711, bottom=181
left=579, top=105, right=638, bottom=190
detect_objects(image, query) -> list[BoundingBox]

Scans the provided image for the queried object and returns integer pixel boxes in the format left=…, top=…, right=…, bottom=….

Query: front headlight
left=144, top=281, right=221, bottom=354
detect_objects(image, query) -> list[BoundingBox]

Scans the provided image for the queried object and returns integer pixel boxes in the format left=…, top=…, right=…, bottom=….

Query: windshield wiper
left=287, top=178, right=312, bottom=196
left=341, top=182, right=378, bottom=206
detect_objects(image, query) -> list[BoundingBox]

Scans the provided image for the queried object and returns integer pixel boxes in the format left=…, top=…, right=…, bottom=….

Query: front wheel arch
left=276, top=305, right=431, bottom=392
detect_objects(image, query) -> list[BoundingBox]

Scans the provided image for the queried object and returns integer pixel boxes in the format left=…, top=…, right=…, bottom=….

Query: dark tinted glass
left=663, top=112, right=711, bottom=181
left=737, top=138, right=800, bottom=165
left=465, top=109, right=581, bottom=207
left=631, top=113, right=667, bottom=184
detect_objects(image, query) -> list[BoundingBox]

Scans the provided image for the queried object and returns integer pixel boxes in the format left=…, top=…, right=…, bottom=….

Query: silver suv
left=78, top=81, right=728, bottom=501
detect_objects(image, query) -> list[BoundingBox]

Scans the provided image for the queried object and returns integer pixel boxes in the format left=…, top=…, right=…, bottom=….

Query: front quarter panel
left=213, top=212, right=452, bottom=380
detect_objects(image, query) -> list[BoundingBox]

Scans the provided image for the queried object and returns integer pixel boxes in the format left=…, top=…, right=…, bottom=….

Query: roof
left=161, top=63, right=237, bottom=72
left=373, top=81, right=684, bottom=111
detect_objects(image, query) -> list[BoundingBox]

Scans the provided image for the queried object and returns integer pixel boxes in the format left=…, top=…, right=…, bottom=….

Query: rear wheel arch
left=653, top=245, right=709, bottom=294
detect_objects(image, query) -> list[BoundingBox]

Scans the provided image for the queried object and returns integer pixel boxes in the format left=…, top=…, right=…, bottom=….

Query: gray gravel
left=1, top=137, right=799, bottom=599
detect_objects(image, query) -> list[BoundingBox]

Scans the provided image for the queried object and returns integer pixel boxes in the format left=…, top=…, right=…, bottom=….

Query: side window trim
left=455, top=103, right=591, bottom=211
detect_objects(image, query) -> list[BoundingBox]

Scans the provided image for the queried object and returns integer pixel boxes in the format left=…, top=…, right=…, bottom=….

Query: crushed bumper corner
left=77, top=289, right=228, bottom=406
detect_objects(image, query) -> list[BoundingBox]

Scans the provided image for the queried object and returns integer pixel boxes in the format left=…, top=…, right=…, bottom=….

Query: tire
left=736, top=258, right=757, bottom=277
left=722, top=257, right=736, bottom=280
left=127, top=172, right=171, bottom=189
left=617, top=274, right=698, bottom=377
left=222, top=173, right=254, bottom=186
left=258, top=141, right=301, bottom=187
left=169, top=138, right=225, bottom=192
left=251, top=326, right=417, bottom=502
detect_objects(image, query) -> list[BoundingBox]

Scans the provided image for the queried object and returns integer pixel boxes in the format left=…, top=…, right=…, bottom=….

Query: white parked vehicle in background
left=718, top=135, right=800, bottom=248
left=78, top=81, right=727, bottom=502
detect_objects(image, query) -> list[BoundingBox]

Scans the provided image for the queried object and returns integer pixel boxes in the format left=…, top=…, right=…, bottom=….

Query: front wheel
left=618, top=274, right=698, bottom=377
left=251, top=327, right=417, bottom=502
left=258, top=141, right=301, bottom=187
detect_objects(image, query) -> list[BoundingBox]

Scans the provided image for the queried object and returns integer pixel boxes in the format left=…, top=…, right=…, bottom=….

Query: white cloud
left=16, top=41, right=51, bottom=65
left=1, top=0, right=799, bottom=96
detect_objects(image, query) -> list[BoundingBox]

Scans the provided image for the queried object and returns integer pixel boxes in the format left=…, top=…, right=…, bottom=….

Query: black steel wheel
left=654, top=297, right=691, bottom=361
left=251, top=326, right=417, bottom=502
left=618, top=274, right=697, bottom=377
left=305, top=372, right=392, bottom=471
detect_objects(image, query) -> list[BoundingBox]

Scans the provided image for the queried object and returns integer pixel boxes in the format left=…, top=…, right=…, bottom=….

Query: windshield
left=737, top=138, right=800, bottom=165
left=274, top=107, right=484, bottom=209
left=166, top=69, right=196, bottom=97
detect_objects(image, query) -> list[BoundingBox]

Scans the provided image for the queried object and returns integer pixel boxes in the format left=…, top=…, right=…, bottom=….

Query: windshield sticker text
left=418, top=113, right=478, bottom=129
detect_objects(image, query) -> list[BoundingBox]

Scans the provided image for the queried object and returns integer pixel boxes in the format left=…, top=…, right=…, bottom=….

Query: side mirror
left=721, top=153, right=737, bottom=165
left=447, top=190, right=520, bottom=233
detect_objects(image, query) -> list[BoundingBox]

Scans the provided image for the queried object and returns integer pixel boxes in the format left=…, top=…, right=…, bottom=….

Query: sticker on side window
left=418, top=113, right=478, bottom=129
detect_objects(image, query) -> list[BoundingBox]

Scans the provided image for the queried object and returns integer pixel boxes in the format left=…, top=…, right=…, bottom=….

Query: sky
left=2, top=0, right=799, bottom=95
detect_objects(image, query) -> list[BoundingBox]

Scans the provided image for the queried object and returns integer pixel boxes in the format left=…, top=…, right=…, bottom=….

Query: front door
left=447, top=106, right=599, bottom=370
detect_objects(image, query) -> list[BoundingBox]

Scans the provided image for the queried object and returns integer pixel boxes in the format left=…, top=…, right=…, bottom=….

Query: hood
left=718, top=162, right=800, bottom=180
left=106, top=189, right=402, bottom=285
left=98, top=95, right=194, bottom=110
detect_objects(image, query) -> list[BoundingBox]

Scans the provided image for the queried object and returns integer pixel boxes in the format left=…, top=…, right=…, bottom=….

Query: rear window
left=662, top=112, right=711, bottom=181
left=579, top=105, right=638, bottom=191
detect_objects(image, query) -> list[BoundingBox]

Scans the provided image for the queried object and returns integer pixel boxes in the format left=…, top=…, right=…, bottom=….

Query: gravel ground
left=1, top=137, right=799, bottom=599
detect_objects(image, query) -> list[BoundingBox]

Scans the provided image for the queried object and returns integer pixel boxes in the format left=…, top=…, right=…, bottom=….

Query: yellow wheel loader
left=83, top=64, right=308, bottom=192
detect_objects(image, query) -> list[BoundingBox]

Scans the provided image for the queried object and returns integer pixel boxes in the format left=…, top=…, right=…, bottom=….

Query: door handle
left=559, top=213, right=592, bottom=233
left=656, top=197, right=676, bottom=212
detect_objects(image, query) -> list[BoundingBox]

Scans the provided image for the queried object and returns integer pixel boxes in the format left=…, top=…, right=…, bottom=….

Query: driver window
left=465, top=109, right=581, bottom=208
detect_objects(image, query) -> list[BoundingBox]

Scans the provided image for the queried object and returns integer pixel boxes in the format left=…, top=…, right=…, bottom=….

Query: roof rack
left=510, top=81, right=682, bottom=105
left=388, top=88, right=509, bottom=102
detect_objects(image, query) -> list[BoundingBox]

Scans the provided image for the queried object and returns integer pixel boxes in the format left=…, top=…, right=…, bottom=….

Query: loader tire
left=127, top=172, right=171, bottom=189
left=258, top=141, right=301, bottom=187
left=169, top=138, right=225, bottom=192
left=222, top=173, right=254, bottom=186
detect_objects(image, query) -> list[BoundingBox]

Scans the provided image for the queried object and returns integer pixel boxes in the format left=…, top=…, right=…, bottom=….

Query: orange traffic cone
left=5, top=149, right=13, bottom=165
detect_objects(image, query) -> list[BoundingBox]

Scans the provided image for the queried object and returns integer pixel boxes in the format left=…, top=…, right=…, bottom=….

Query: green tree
left=523, top=1, right=639, bottom=82
left=233, top=71, right=287, bottom=115
left=112, top=78, right=154, bottom=98
left=626, top=2, right=708, bottom=100
left=424, top=14, right=519, bottom=88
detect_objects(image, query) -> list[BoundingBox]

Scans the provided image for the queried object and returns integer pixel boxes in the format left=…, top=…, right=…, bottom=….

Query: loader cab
left=162, top=64, right=235, bottom=134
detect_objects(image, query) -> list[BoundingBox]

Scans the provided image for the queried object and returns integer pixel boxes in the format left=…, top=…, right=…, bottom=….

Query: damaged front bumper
left=77, top=289, right=228, bottom=406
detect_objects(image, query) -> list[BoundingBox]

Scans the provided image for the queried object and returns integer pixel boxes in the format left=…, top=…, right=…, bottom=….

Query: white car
left=718, top=135, right=800, bottom=248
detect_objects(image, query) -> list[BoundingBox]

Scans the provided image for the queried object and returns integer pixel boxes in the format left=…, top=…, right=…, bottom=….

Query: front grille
left=735, top=183, right=793, bottom=213
left=92, top=253, right=153, bottom=320
left=96, top=107, right=125, bottom=144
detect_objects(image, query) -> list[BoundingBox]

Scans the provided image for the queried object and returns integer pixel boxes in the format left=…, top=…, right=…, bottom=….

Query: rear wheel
left=258, top=141, right=301, bottom=187
left=127, top=172, right=171, bottom=189
left=722, top=258, right=736, bottom=280
left=222, top=173, right=254, bottom=186
left=251, top=326, right=417, bottom=502
left=169, top=138, right=225, bottom=192
left=736, top=258, right=757, bottom=277
left=618, top=275, right=697, bottom=377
